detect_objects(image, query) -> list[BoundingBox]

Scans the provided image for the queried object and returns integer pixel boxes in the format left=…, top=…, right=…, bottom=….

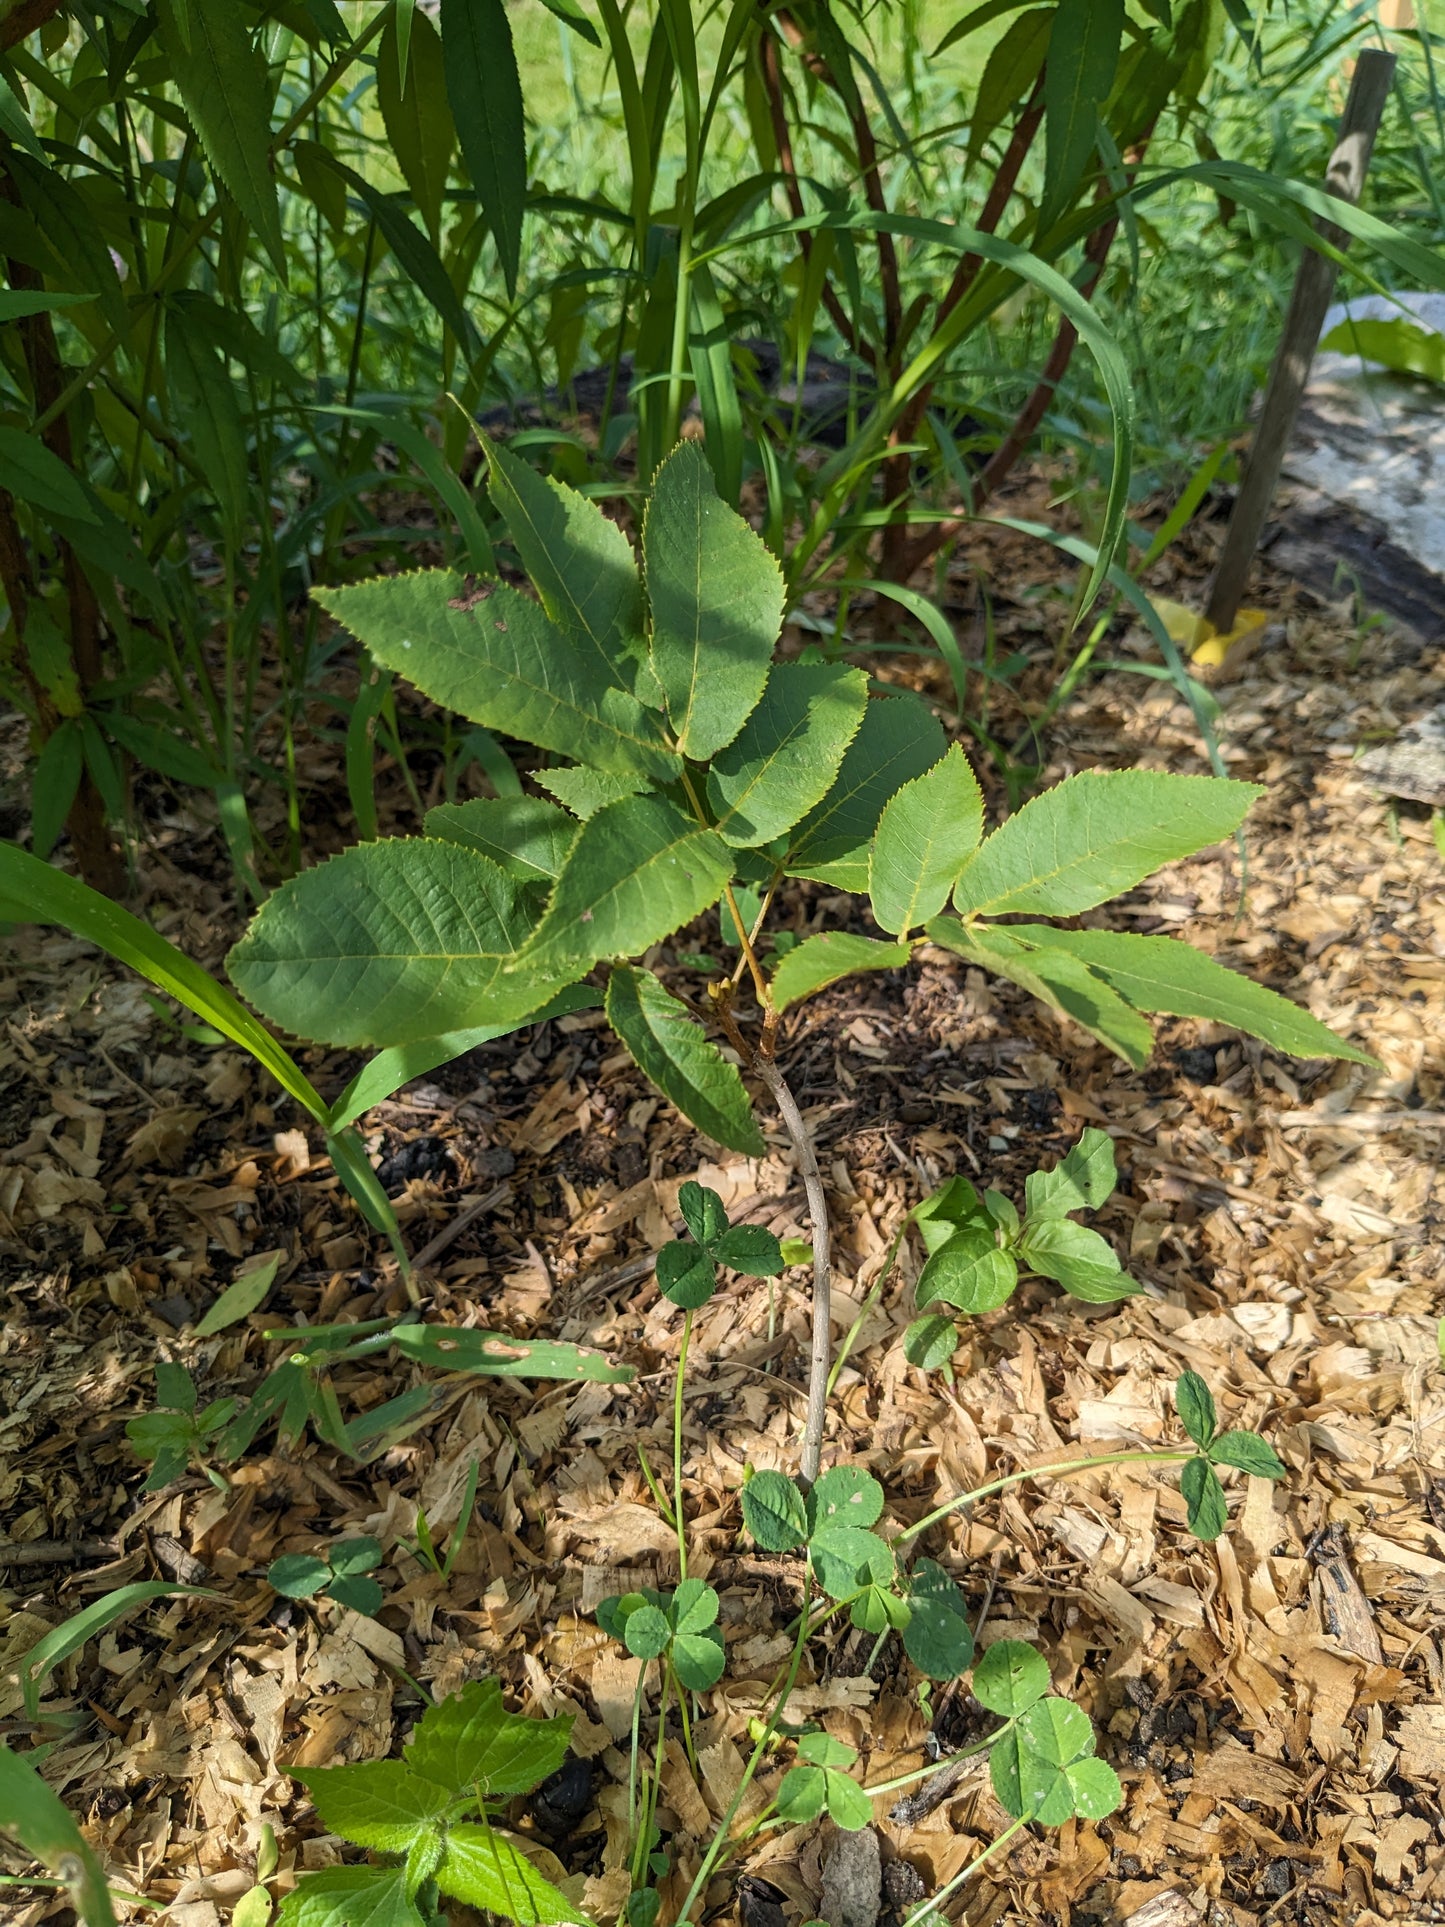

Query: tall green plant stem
left=673, top=1574, right=814, bottom=1927
left=895, top=1448, right=1194, bottom=1547
left=674, top=1308, right=692, bottom=1581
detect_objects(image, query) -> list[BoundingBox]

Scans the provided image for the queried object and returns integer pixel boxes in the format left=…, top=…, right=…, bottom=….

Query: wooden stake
left=1205, top=48, right=1397, bottom=635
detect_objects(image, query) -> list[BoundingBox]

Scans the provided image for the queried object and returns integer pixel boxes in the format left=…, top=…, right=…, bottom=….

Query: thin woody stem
left=751, top=1052, right=831, bottom=1485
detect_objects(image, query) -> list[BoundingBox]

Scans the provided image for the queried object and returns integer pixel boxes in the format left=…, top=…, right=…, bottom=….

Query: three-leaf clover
left=776, top=1734, right=873, bottom=1831
left=1173, top=1371, right=1286, bottom=1541
left=989, top=1697, right=1122, bottom=1825
left=656, top=1181, right=786, bottom=1310
left=597, top=1580, right=726, bottom=1691
left=269, top=1536, right=385, bottom=1617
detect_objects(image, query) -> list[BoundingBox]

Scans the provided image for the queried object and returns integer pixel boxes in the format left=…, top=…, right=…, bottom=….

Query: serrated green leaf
left=808, top=1467, right=885, bottom=1534
left=511, top=798, right=732, bottom=983
left=439, top=0, right=526, bottom=296
left=156, top=0, right=286, bottom=275
left=485, top=439, right=643, bottom=685
left=1023, top=1129, right=1117, bottom=1221
left=605, top=968, right=763, bottom=1155
left=903, top=1313, right=958, bottom=1370
left=1040, top=0, right=1123, bottom=231
left=1006, top=926, right=1375, bottom=1065
left=437, top=1823, right=584, bottom=1923
left=915, top=1230, right=1017, bottom=1315
left=277, top=1867, right=425, bottom=1927
left=227, top=840, right=565, bottom=1050
left=536, top=768, right=651, bottom=820
left=644, top=440, right=782, bottom=759
left=1016, top=1219, right=1140, bottom=1303
left=926, top=920, right=1155, bottom=1067
left=315, top=573, right=677, bottom=783
left=290, top=1761, right=449, bottom=1851
left=1208, top=1431, right=1285, bottom=1479
left=377, top=4, right=454, bottom=240
left=655, top=1239, right=717, bottom=1309
left=268, top=1553, right=331, bottom=1599
left=903, top=1559, right=975, bottom=1679
left=809, top=1523, right=894, bottom=1601
left=972, top=1640, right=1050, bottom=1717
left=1175, top=1372, right=1217, bottom=1450
left=710, top=1223, right=785, bottom=1277
left=705, top=663, right=868, bottom=848
left=769, top=930, right=912, bottom=1013
left=1181, top=1456, right=1228, bottom=1541
left=787, top=693, right=948, bottom=888
left=869, top=744, right=985, bottom=935
left=425, top=798, right=577, bottom=881
left=406, top=1679, right=573, bottom=1798
left=741, top=1470, right=808, bottom=1551
left=952, top=771, right=1260, bottom=919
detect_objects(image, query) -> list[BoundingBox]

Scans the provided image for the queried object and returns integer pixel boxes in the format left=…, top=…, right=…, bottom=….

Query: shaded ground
left=1, top=522, right=1443, bottom=1927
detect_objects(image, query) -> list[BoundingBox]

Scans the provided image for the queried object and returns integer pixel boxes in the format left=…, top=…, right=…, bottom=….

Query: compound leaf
left=606, top=967, right=763, bottom=1154
left=952, top=771, right=1260, bottom=919
left=869, top=744, right=985, bottom=935
left=706, top=663, right=868, bottom=848
left=644, top=439, right=782, bottom=759
left=927, top=920, right=1154, bottom=1066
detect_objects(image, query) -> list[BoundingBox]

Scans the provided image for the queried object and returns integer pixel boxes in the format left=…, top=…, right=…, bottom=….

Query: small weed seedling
left=125, top=1365, right=235, bottom=1493
left=268, top=1537, right=385, bottom=1618
left=275, top=1679, right=579, bottom=1927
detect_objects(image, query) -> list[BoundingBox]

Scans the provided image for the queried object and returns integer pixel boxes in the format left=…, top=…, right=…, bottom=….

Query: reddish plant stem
left=1, top=0, right=63, bottom=51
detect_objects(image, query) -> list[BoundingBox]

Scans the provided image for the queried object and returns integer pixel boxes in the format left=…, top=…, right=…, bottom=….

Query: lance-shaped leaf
left=770, top=930, right=913, bottom=1012
left=0, top=1744, right=116, bottom=1927
left=952, top=771, right=1261, bottom=919
left=870, top=743, right=985, bottom=935
left=508, top=796, right=732, bottom=982
left=605, top=966, right=764, bottom=1154
left=227, top=839, right=571, bottom=1049
left=439, top=0, right=526, bottom=297
left=438, top=1823, right=584, bottom=1923
left=706, top=662, right=868, bottom=848
left=927, top=920, right=1154, bottom=1067
left=536, top=767, right=651, bottom=820
left=315, top=572, right=677, bottom=783
left=1039, top=0, right=1124, bottom=231
left=1003, top=925, right=1375, bottom=1064
left=644, top=440, right=782, bottom=759
left=157, top=0, right=286, bottom=275
left=388, top=1325, right=631, bottom=1384
left=425, top=796, right=578, bottom=881
left=787, top=693, right=948, bottom=889
left=485, top=439, right=643, bottom=687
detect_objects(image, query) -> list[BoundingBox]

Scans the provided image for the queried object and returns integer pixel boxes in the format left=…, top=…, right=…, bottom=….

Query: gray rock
left=819, top=1825, right=882, bottom=1927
